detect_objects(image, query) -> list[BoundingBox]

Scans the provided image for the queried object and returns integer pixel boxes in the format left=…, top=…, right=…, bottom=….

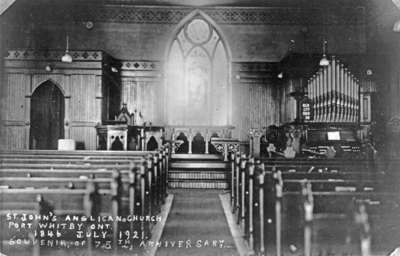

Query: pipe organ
left=307, top=56, right=360, bottom=123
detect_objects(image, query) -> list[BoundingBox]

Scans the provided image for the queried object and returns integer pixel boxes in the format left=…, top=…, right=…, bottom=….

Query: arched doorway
left=30, top=80, right=65, bottom=149
left=165, top=12, right=230, bottom=126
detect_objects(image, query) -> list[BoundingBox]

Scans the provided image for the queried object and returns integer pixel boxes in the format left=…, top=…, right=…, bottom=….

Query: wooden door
left=30, top=81, right=65, bottom=149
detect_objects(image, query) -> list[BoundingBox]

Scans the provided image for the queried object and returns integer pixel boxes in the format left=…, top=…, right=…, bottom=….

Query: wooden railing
left=164, top=125, right=237, bottom=155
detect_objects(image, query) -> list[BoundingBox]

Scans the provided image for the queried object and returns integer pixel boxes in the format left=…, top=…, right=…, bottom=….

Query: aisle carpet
left=155, top=190, right=239, bottom=256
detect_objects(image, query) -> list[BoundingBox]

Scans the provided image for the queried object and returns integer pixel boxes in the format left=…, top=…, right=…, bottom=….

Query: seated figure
left=283, top=145, right=296, bottom=159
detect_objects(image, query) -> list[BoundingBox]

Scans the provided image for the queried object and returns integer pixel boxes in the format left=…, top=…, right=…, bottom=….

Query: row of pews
left=0, top=147, right=170, bottom=256
left=230, top=153, right=400, bottom=256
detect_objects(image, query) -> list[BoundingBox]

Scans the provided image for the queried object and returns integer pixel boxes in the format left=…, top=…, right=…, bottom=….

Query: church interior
left=1, top=0, right=400, bottom=255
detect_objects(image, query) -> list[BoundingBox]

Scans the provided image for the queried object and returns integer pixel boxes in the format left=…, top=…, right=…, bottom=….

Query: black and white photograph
left=0, top=0, right=399, bottom=255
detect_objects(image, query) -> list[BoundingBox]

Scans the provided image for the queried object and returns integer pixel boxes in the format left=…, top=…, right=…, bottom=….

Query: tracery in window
left=166, top=16, right=229, bottom=126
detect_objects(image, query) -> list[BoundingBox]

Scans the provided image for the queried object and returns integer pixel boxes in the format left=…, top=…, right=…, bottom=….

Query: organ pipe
left=307, top=56, right=360, bottom=123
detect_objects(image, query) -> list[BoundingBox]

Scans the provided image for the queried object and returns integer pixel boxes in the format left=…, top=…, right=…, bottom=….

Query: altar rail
left=164, top=125, right=237, bottom=155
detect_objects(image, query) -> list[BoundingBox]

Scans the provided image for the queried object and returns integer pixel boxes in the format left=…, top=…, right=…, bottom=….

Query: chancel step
left=170, top=162, right=229, bottom=169
left=169, top=171, right=228, bottom=180
left=171, top=154, right=222, bottom=160
left=169, top=181, right=228, bottom=189
left=168, top=154, right=229, bottom=189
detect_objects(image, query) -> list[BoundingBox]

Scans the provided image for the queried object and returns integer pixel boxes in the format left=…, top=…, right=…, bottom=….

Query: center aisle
left=155, top=190, right=239, bottom=256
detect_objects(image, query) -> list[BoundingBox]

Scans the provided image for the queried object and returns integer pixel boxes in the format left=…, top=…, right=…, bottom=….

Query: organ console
left=266, top=54, right=374, bottom=158
left=300, top=56, right=364, bottom=156
left=304, top=124, right=361, bottom=156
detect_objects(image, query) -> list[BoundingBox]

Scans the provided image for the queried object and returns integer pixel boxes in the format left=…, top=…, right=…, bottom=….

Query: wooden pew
left=269, top=172, right=398, bottom=255
left=260, top=157, right=373, bottom=174
left=1, top=158, right=138, bottom=165
left=0, top=153, right=150, bottom=165
left=0, top=165, right=165, bottom=229
left=230, top=152, right=384, bottom=216
left=253, top=170, right=396, bottom=256
left=0, top=150, right=154, bottom=157
left=0, top=146, right=170, bottom=203
left=0, top=147, right=170, bottom=202
left=0, top=172, right=154, bottom=256
left=0, top=176, right=113, bottom=189
left=229, top=153, right=397, bottom=256
left=0, top=177, right=119, bottom=256
left=0, top=166, right=164, bottom=216
left=0, top=146, right=171, bottom=255
left=230, top=153, right=379, bottom=222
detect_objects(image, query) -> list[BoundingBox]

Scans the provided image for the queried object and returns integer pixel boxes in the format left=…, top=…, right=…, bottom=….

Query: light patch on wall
left=165, top=15, right=229, bottom=126
left=393, top=0, right=400, bottom=10
left=0, top=0, right=16, bottom=15
left=393, top=20, right=400, bottom=32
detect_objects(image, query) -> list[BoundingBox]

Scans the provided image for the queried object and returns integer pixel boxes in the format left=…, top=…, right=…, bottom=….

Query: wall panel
left=121, top=79, right=163, bottom=125
left=1, top=51, right=108, bottom=150
left=70, top=75, right=98, bottom=122
left=232, top=81, right=279, bottom=141
left=4, top=73, right=27, bottom=121
left=279, top=80, right=297, bottom=124
left=231, top=62, right=279, bottom=141
left=121, top=61, right=163, bottom=125
left=1, top=74, right=29, bottom=149
left=69, top=126, right=97, bottom=150
left=4, top=125, right=26, bottom=150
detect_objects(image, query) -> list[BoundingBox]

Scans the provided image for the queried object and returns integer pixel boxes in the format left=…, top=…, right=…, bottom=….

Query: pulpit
left=96, top=124, right=164, bottom=151
left=96, top=104, right=164, bottom=151
left=129, top=125, right=164, bottom=151
left=96, top=124, right=128, bottom=150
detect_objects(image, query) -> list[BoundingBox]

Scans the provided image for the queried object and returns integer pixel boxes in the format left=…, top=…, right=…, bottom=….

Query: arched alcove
left=147, top=136, right=159, bottom=151
left=175, top=132, right=189, bottom=154
left=165, top=11, right=230, bottom=126
left=192, top=132, right=206, bottom=154
left=29, top=80, right=65, bottom=149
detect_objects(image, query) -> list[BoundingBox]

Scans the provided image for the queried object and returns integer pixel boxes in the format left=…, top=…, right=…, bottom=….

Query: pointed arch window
left=166, top=15, right=229, bottom=126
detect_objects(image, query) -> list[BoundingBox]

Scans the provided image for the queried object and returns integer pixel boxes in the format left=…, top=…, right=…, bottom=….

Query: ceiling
left=2, top=0, right=399, bottom=31
left=98, top=0, right=364, bottom=7
left=8, top=0, right=366, bottom=7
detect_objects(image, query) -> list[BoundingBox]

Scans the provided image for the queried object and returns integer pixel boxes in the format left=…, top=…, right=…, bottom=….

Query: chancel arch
left=165, top=11, right=231, bottom=126
left=29, top=80, right=65, bottom=149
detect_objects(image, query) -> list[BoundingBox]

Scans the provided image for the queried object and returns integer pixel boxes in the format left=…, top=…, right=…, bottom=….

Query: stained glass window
left=166, top=16, right=229, bottom=126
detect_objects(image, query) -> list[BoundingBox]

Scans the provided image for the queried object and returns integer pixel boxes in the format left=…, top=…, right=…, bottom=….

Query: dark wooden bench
left=229, top=153, right=381, bottom=228
left=0, top=146, right=171, bottom=256
left=0, top=147, right=169, bottom=203
left=264, top=173, right=399, bottom=256
left=229, top=153, right=397, bottom=256
left=0, top=178, right=119, bottom=256
left=0, top=150, right=154, bottom=157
